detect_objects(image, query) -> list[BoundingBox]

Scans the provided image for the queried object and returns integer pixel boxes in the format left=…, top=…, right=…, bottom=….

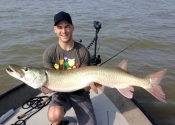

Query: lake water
left=0, top=0, right=175, bottom=125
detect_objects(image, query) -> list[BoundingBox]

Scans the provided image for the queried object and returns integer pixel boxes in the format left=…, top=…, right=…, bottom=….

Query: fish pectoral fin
left=117, top=86, right=134, bottom=99
left=90, top=83, right=98, bottom=94
left=117, top=59, right=128, bottom=71
left=43, top=71, right=49, bottom=86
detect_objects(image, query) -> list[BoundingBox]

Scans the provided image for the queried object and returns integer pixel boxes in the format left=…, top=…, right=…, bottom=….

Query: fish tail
left=146, top=69, right=167, bottom=103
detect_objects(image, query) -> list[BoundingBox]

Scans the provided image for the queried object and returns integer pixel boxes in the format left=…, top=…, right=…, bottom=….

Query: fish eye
left=24, top=67, right=28, bottom=71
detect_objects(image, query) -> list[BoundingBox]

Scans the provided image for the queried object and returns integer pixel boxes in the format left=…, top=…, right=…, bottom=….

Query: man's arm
left=43, top=50, right=54, bottom=69
left=40, top=50, right=54, bottom=94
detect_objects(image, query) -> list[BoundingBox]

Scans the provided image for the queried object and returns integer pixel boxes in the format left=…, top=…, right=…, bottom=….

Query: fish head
left=6, top=64, right=47, bottom=89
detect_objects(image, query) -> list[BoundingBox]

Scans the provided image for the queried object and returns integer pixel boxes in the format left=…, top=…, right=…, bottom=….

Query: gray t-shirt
left=43, top=41, right=90, bottom=69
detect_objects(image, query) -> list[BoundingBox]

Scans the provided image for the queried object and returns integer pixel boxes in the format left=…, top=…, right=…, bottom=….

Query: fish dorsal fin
left=117, top=59, right=128, bottom=71
left=117, top=86, right=134, bottom=99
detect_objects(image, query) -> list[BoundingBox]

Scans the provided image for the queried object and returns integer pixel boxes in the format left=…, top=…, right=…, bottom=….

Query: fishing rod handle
left=41, top=97, right=50, bottom=104
left=17, top=113, right=25, bottom=119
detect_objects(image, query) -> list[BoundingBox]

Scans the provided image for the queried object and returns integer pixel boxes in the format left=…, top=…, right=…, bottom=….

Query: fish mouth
left=6, top=65, right=14, bottom=73
left=6, top=66, right=13, bottom=73
left=6, top=65, right=23, bottom=78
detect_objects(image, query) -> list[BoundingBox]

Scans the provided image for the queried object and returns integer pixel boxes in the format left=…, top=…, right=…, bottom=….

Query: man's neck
left=58, top=40, right=74, bottom=51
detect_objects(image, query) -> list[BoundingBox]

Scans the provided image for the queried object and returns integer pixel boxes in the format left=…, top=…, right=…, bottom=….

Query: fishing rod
left=100, top=40, right=139, bottom=66
left=12, top=96, right=51, bottom=125
left=96, top=39, right=158, bottom=124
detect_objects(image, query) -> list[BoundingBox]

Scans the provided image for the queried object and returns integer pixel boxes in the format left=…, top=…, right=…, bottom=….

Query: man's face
left=54, top=20, right=74, bottom=43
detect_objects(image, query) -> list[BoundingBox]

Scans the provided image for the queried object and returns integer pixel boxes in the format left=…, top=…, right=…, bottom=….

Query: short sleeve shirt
left=43, top=41, right=91, bottom=70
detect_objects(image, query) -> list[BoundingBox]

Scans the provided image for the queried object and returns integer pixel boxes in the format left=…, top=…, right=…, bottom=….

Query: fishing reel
left=91, top=55, right=101, bottom=65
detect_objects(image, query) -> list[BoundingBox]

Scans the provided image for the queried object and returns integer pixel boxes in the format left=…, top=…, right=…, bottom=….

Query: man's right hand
left=84, top=83, right=102, bottom=94
left=40, top=86, right=53, bottom=95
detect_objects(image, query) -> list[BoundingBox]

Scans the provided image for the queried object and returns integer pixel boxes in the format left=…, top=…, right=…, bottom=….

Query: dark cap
left=54, top=11, right=72, bottom=26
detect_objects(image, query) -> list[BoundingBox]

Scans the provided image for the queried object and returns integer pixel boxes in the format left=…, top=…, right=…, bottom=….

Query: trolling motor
left=80, top=21, right=102, bottom=65
left=90, top=21, right=101, bottom=65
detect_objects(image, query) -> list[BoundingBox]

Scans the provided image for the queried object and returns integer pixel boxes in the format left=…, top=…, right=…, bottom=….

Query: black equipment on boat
left=91, top=21, right=102, bottom=65
left=12, top=96, right=51, bottom=125
left=86, top=21, right=102, bottom=65
left=86, top=20, right=139, bottom=66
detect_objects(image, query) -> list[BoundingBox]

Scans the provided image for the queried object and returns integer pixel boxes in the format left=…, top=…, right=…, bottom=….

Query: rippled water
left=0, top=0, right=175, bottom=124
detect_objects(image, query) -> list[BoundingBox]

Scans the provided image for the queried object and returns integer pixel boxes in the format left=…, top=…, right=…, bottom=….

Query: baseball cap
left=54, top=11, right=73, bottom=26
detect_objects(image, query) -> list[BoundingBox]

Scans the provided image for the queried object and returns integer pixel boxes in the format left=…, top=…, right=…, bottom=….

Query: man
left=42, top=11, right=100, bottom=125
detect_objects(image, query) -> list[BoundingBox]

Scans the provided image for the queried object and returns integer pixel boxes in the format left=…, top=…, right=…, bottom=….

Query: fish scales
left=46, top=66, right=149, bottom=91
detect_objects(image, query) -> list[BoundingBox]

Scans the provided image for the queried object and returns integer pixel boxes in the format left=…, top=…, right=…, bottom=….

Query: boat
left=0, top=21, right=156, bottom=125
left=0, top=83, right=154, bottom=125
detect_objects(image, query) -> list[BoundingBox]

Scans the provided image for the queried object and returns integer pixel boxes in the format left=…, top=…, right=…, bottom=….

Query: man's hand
left=84, top=83, right=102, bottom=91
left=40, top=86, right=53, bottom=95
left=94, top=83, right=102, bottom=87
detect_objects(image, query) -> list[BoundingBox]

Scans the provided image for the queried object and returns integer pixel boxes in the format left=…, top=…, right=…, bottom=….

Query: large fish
left=6, top=59, right=167, bottom=103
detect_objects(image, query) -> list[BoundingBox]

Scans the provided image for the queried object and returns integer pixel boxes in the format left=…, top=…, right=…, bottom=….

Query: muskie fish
left=6, top=59, right=167, bottom=103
